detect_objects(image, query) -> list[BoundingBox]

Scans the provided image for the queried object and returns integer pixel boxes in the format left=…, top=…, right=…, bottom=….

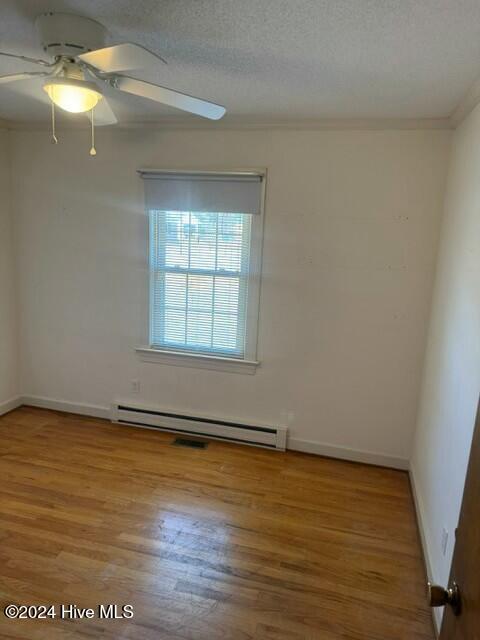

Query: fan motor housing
left=36, top=12, right=107, bottom=59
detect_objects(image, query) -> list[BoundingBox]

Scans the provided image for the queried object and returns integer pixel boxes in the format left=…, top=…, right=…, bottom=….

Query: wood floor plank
left=0, top=407, right=433, bottom=639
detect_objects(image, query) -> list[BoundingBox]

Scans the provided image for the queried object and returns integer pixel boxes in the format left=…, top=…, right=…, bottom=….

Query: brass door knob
left=427, top=582, right=461, bottom=616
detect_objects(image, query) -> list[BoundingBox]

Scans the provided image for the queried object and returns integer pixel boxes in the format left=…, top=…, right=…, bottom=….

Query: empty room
left=0, top=2, right=479, bottom=639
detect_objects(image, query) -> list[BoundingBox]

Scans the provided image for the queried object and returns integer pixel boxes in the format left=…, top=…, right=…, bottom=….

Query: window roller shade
left=140, top=171, right=263, bottom=215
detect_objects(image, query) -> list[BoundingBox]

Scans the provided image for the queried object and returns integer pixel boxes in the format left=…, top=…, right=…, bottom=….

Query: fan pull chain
left=51, top=102, right=58, bottom=144
left=89, top=108, right=97, bottom=156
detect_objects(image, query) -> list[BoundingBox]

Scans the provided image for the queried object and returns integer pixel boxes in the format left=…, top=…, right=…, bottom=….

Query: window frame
left=136, top=169, right=266, bottom=375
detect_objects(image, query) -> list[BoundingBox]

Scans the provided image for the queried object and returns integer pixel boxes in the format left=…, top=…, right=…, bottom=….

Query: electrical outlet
left=131, top=379, right=140, bottom=394
left=441, top=528, right=449, bottom=556
left=280, top=410, right=295, bottom=426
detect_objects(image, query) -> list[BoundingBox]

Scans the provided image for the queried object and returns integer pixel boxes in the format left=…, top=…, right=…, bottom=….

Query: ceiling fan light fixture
left=2, top=12, right=226, bottom=127
left=43, top=78, right=103, bottom=113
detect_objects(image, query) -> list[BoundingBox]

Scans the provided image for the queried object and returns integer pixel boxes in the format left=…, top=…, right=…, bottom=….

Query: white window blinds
left=142, top=171, right=262, bottom=359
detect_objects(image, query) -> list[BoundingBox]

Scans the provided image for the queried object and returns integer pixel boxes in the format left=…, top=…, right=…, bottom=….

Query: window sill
left=135, top=347, right=259, bottom=375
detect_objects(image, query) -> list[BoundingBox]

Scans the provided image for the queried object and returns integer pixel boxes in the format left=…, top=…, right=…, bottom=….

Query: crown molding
left=4, top=115, right=453, bottom=132
left=451, top=74, right=480, bottom=128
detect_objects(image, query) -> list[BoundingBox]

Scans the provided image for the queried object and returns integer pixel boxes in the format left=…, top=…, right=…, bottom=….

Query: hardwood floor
left=0, top=407, right=433, bottom=640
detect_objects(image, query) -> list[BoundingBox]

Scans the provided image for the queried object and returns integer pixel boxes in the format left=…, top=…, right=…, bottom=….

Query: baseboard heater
left=111, top=402, right=287, bottom=451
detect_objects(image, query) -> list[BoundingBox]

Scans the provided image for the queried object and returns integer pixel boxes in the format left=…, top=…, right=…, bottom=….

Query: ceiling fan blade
left=114, top=76, right=226, bottom=120
left=78, top=43, right=166, bottom=73
left=0, top=51, right=52, bottom=67
left=87, top=97, right=118, bottom=126
left=0, top=71, right=50, bottom=84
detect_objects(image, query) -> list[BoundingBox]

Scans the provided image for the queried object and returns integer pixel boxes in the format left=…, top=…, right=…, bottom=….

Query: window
left=139, top=171, right=264, bottom=371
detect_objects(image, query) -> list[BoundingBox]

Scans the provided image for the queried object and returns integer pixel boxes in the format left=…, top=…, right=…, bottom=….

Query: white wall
left=411, top=105, right=480, bottom=625
left=12, top=127, right=451, bottom=466
left=0, top=129, right=18, bottom=410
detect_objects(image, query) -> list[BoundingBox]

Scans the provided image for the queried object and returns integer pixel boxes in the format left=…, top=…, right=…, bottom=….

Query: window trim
left=135, top=347, right=259, bottom=374
left=137, top=168, right=266, bottom=374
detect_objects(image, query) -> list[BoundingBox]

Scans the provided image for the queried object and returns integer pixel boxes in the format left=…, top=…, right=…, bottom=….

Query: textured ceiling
left=1, top=0, right=480, bottom=125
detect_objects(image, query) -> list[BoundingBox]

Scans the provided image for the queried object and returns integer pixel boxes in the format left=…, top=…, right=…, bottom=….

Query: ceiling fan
left=0, top=12, right=226, bottom=153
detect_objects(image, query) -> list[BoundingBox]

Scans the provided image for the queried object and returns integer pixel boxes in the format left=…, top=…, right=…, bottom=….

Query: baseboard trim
left=409, top=465, right=441, bottom=637
left=288, top=437, right=409, bottom=470
left=21, top=395, right=110, bottom=420
left=18, top=396, right=407, bottom=470
left=0, top=395, right=23, bottom=416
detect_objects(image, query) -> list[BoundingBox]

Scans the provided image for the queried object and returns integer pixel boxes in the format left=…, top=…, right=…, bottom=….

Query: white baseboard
left=21, top=395, right=110, bottom=420
left=288, top=437, right=409, bottom=470
left=19, top=396, right=408, bottom=470
left=0, top=395, right=23, bottom=416
left=409, top=464, right=441, bottom=636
